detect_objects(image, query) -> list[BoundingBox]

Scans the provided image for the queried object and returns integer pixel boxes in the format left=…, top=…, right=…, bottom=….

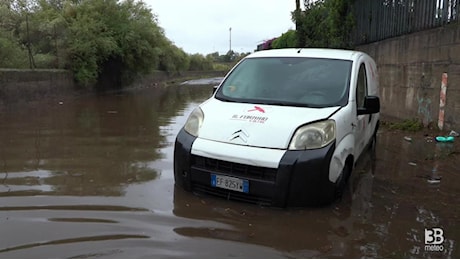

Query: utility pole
left=229, top=27, right=232, bottom=52
left=295, top=0, right=306, bottom=48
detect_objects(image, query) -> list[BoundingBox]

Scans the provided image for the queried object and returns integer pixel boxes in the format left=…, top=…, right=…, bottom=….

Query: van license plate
left=211, top=174, right=249, bottom=193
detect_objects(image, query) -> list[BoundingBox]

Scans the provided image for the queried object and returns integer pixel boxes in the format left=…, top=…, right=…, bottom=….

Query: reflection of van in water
left=174, top=48, right=380, bottom=207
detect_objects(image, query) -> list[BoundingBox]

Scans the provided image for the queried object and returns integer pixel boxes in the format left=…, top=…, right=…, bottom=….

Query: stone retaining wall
left=357, top=23, right=460, bottom=130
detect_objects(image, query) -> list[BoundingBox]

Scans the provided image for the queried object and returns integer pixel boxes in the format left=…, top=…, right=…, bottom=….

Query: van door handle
left=351, top=123, right=357, bottom=129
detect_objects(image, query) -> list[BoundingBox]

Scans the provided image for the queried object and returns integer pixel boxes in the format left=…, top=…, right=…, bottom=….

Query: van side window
left=356, top=64, right=368, bottom=109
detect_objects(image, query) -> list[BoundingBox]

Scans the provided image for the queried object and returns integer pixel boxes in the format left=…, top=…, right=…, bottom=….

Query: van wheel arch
left=334, top=155, right=354, bottom=199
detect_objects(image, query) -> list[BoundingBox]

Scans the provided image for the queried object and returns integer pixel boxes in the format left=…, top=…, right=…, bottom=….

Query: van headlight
left=289, top=120, right=336, bottom=150
left=184, top=107, right=204, bottom=137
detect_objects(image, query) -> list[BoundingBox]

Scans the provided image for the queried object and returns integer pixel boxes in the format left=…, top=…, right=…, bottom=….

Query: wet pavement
left=0, top=83, right=459, bottom=258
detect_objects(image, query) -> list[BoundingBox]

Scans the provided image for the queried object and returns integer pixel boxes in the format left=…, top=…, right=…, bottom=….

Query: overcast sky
left=143, top=0, right=296, bottom=55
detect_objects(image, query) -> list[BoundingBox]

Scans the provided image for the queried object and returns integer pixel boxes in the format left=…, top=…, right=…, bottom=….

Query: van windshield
left=215, top=57, right=352, bottom=108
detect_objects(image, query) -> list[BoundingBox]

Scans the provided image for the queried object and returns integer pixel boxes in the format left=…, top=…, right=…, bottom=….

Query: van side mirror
left=357, top=96, right=380, bottom=115
left=212, top=85, right=218, bottom=94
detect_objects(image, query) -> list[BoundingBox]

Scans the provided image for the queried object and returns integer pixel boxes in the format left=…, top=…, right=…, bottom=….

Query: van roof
left=247, top=48, right=365, bottom=61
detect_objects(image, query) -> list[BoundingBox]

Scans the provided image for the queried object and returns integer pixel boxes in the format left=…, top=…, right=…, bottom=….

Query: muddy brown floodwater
left=0, top=84, right=459, bottom=258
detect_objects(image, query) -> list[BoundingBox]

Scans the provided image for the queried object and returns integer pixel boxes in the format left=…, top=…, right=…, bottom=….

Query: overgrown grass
left=384, top=118, right=424, bottom=132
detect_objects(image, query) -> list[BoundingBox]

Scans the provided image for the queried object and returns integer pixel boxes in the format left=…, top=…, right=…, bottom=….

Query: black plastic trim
left=174, top=129, right=337, bottom=207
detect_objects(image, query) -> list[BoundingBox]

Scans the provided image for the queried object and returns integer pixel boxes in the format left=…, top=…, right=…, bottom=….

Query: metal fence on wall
left=352, top=0, right=460, bottom=45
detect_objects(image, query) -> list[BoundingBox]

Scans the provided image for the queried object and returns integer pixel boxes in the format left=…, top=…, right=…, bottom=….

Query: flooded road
left=0, top=84, right=459, bottom=258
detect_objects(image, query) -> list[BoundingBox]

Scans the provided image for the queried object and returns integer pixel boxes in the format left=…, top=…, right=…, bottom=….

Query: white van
left=174, top=48, right=380, bottom=207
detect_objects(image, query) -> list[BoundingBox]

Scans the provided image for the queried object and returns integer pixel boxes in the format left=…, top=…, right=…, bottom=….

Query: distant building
left=256, top=37, right=277, bottom=51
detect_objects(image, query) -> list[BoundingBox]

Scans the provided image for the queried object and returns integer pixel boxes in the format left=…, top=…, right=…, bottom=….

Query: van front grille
left=191, top=155, right=277, bottom=182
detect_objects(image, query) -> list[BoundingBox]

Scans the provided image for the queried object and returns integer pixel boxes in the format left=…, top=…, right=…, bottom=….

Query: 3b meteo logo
left=424, top=228, right=444, bottom=252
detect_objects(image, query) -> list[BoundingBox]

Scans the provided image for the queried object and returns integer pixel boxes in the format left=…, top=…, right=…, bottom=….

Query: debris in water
left=428, top=166, right=442, bottom=184
left=408, top=162, right=417, bottom=166
left=404, top=136, right=412, bottom=142
left=435, top=136, right=454, bottom=142
left=427, top=178, right=441, bottom=184
left=449, top=130, right=460, bottom=137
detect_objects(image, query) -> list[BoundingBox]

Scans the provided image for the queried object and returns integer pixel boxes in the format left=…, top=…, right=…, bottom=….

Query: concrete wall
left=0, top=69, right=75, bottom=106
left=356, top=23, right=460, bottom=130
left=0, top=69, right=227, bottom=107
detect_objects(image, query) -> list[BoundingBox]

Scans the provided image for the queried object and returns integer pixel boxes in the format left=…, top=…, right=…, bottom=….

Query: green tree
left=206, top=52, right=221, bottom=62
left=324, top=0, right=354, bottom=48
left=31, top=0, right=69, bottom=68
left=293, top=0, right=354, bottom=49
left=0, top=28, right=28, bottom=68
left=64, top=0, right=167, bottom=87
left=0, top=0, right=220, bottom=88
left=158, top=41, right=190, bottom=74
left=272, top=30, right=298, bottom=49
left=222, top=50, right=236, bottom=62
left=188, top=53, right=213, bottom=71
left=0, top=0, right=39, bottom=68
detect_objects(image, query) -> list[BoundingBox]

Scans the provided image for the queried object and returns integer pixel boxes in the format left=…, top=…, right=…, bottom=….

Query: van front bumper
left=173, top=128, right=336, bottom=207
